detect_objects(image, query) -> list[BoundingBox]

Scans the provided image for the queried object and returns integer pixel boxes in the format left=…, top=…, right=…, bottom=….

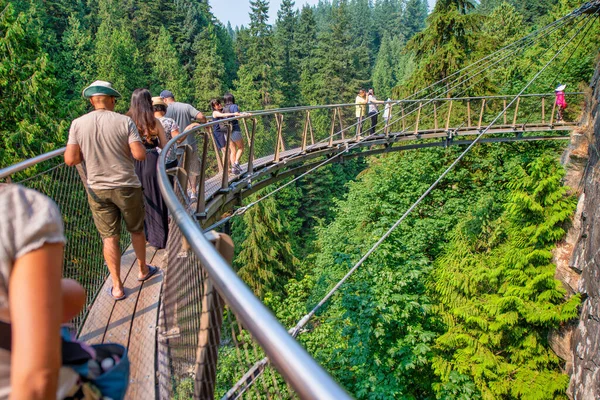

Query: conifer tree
left=274, top=0, right=300, bottom=107
left=399, top=0, right=429, bottom=41
left=372, top=34, right=397, bottom=98
left=59, top=14, right=95, bottom=109
left=192, top=23, right=225, bottom=109
left=296, top=5, right=319, bottom=105
left=234, top=0, right=281, bottom=109
left=0, top=0, right=64, bottom=166
left=149, top=26, right=191, bottom=102
left=236, top=195, right=297, bottom=298
left=311, top=0, right=370, bottom=104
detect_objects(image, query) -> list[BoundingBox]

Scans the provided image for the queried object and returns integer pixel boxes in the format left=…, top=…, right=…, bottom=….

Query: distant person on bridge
left=153, top=97, right=180, bottom=178
left=210, top=97, right=249, bottom=175
left=367, top=88, right=386, bottom=135
left=65, top=81, right=157, bottom=301
left=355, top=88, right=368, bottom=138
left=160, top=90, right=207, bottom=202
left=555, top=84, right=567, bottom=123
left=223, top=93, right=247, bottom=174
left=0, top=184, right=85, bottom=399
left=127, top=89, right=169, bottom=250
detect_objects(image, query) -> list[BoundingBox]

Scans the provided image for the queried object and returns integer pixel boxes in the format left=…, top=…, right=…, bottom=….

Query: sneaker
left=187, top=189, right=197, bottom=202
left=234, top=163, right=242, bottom=174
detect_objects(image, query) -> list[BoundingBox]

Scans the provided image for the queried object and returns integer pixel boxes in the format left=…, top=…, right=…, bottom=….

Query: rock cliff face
left=566, top=58, right=600, bottom=399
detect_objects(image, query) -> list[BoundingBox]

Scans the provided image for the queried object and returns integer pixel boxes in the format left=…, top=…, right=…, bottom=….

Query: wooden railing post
left=301, top=111, right=309, bottom=151
left=241, top=118, right=251, bottom=143
left=512, top=96, right=520, bottom=128
left=478, top=99, right=486, bottom=130
left=401, top=105, right=406, bottom=131
left=445, top=100, right=453, bottom=131
left=467, top=100, right=472, bottom=127
left=337, top=107, right=345, bottom=140
left=329, top=108, right=336, bottom=147
left=246, top=118, right=257, bottom=175
left=414, top=102, right=422, bottom=134
left=195, top=132, right=209, bottom=217
left=503, top=99, right=507, bottom=125
left=273, top=114, right=284, bottom=162
left=434, top=102, right=438, bottom=130
left=541, top=97, right=546, bottom=123
left=221, top=124, right=233, bottom=190
left=308, top=112, right=315, bottom=145
left=550, top=100, right=557, bottom=126
left=193, top=232, right=234, bottom=400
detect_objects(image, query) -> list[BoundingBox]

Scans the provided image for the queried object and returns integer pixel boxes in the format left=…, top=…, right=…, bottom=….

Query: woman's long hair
left=127, top=89, right=156, bottom=138
left=223, top=93, right=235, bottom=105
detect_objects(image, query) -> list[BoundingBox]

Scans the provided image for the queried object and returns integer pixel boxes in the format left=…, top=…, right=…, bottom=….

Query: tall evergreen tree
left=0, top=0, right=65, bottom=166
left=399, top=0, right=429, bottom=42
left=296, top=5, right=319, bottom=105
left=234, top=0, right=281, bottom=109
left=149, top=26, right=192, bottom=102
left=312, top=0, right=370, bottom=104
left=192, top=23, right=225, bottom=109
left=274, top=0, right=300, bottom=107
left=236, top=195, right=297, bottom=298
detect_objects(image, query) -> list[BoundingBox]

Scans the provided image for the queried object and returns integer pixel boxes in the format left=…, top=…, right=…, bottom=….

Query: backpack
left=0, top=322, right=130, bottom=400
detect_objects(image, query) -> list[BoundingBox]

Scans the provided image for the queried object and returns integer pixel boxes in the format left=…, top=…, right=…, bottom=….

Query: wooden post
left=467, top=100, right=471, bottom=127
left=337, top=107, right=345, bottom=140
left=478, top=99, right=486, bottom=129
left=445, top=100, right=453, bottom=131
left=193, top=233, right=234, bottom=400
left=307, top=111, right=315, bottom=145
left=329, top=108, right=336, bottom=147
left=195, top=133, right=209, bottom=216
left=433, top=102, right=438, bottom=130
left=503, top=99, right=507, bottom=125
left=241, top=118, right=251, bottom=143
left=541, top=97, right=546, bottom=123
left=512, top=96, right=520, bottom=127
left=301, top=111, right=309, bottom=151
left=209, top=129, right=224, bottom=174
left=550, top=101, right=557, bottom=126
left=246, top=119, right=257, bottom=175
left=277, top=114, right=285, bottom=152
left=401, top=105, right=406, bottom=131
left=414, top=102, right=422, bottom=135
left=273, top=114, right=284, bottom=162
left=221, top=124, right=232, bottom=189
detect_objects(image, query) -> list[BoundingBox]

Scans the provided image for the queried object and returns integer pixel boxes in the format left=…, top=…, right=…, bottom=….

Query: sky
left=210, top=0, right=437, bottom=29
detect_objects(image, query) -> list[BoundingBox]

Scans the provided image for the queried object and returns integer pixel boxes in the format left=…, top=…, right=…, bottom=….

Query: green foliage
left=0, top=0, right=66, bottom=167
left=430, top=157, right=579, bottom=399
left=236, top=194, right=298, bottom=298
left=192, top=23, right=225, bottom=108
left=149, top=26, right=191, bottom=103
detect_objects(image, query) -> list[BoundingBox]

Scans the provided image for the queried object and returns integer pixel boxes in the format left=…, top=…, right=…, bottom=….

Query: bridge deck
left=78, top=244, right=166, bottom=400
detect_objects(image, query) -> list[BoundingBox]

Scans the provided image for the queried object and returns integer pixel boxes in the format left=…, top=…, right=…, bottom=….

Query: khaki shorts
left=87, top=187, right=144, bottom=239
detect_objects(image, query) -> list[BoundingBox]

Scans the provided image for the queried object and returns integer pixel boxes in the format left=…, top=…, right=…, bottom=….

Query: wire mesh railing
left=0, top=154, right=130, bottom=332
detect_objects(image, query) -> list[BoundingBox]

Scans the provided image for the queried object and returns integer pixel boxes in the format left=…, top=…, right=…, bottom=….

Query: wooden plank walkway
left=78, top=243, right=166, bottom=400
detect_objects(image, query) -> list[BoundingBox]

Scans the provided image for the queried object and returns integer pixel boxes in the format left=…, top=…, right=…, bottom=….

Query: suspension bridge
left=0, top=1, right=598, bottom=398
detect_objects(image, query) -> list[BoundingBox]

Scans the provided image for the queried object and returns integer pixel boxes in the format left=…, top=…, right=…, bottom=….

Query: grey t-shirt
left=67, top=110, right=143, bottom=189
left=164, top=102, right=201, bottom=145
left=0, top=184, right=66, bottom=398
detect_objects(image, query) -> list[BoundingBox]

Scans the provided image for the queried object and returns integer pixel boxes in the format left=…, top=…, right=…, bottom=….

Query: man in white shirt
left=367, top=88, right=386, bottom=135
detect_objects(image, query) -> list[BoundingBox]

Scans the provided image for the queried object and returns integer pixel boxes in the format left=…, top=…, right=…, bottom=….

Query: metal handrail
left=0, top=147, right=66, bottom=179
left=158, top=131, right=351, bottom=398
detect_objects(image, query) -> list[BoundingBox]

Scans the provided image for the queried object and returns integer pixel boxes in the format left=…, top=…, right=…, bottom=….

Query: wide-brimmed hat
left=152, top=96, right=167, bottom=107
left=555, top=84, right=566, bottom=92
left=82, top=81, right=121, bottom=99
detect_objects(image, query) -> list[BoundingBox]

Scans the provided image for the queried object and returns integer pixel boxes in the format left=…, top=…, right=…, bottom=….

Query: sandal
left=138, top=265, right=160, bottom=282
left=107, top=286, right=126, bottom=301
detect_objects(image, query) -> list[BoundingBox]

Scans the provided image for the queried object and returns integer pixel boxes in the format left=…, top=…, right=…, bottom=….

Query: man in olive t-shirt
left=65, top=81, right=159, bottom=300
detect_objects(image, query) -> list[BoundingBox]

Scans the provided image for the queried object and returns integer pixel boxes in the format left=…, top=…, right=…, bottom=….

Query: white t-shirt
left=0, top=184, right=66, bottom=399
left=368, top=95, right=379, bottom=114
